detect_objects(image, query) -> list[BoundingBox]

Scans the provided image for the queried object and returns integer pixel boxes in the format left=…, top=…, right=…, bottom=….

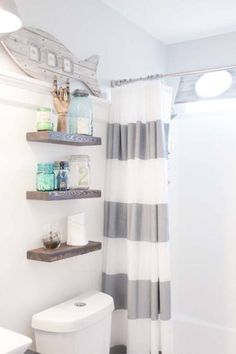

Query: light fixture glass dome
left=195, top=70, right=232, bottom=98
left=0, top=0, right=22, bottom=35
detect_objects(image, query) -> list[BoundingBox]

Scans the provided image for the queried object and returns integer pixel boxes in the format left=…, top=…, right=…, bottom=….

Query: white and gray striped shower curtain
left=103, top=81, right=173, bottom=354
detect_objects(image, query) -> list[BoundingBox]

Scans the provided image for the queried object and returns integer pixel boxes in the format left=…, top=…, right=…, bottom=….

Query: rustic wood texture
left=175, top=69, right=236, bottom=104
left=1, top=27, right=102, bottom=97
left=27, top=241, right=102, bottom=262
left=26, top=131, right=102, bottom=146
left=26, top=189, right=101, bottom=201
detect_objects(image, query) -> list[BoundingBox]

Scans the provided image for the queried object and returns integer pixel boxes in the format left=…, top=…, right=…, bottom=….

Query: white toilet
left=32, top=291, right=114, bottom=354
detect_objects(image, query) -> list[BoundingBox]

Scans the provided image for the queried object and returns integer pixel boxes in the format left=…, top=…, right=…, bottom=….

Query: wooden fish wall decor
left=1, top=27, right=102, bottom=97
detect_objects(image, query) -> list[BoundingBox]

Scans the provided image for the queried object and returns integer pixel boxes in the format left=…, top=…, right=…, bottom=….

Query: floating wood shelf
left=27, top=241, right=102, bottom=262
left=26, top=189, right=101, bottom=201
left=26, top=131, right=102, bottom=146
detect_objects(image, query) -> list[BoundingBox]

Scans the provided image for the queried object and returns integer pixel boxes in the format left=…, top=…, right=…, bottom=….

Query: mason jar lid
left=37, top=163, right=54, bottom=173
left=54, top=161, right=69, bottom=169
left=37, top=107, right=52, bottom=112
left=72, top=89, right=89, bottom=97
left=69, top=155, right=90, bottom=162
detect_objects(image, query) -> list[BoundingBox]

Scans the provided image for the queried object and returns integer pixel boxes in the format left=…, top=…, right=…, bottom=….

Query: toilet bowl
left=32, top=291, right=114, bottom=354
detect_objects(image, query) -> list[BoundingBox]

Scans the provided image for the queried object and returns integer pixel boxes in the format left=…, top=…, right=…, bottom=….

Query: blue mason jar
left=68, top=89, right=93, bottom=135
left=37, top=163, right=55, bottom=191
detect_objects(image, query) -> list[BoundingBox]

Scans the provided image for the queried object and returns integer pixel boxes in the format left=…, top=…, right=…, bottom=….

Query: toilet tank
left=32, top=291, right=114, bottom=354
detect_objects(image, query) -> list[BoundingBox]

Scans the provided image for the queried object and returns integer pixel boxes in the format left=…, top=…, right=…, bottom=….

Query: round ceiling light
left=195, top=70, right=232, bottom=98
left=0, top=0, right=22, bottom=35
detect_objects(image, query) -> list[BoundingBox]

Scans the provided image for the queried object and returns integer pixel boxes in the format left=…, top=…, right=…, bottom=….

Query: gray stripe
left=107, top=121, right=169, bottom=160
left=110, top=347, right=162, bottom=354
left=104, top=202, right=169, bottom=242
left=110, top=346, right=127, bottom=354
left=103, top=273, right=127, bottom=310
left=102, top=273, right=171, bottom=321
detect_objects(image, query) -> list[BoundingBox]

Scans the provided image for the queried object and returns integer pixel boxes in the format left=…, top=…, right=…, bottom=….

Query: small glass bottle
left=68, top=90, right=93, bottom=135
left=37, top=163, right=55, bottom=191
left=53, top=161, right=70, bottom=190
left=56, top=161, right=69, bottom=191
left=69, top=155, right=90, bottom=189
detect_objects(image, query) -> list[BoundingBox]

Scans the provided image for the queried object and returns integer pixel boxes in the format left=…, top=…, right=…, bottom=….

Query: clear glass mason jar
left=68, top=89, right=93, bottom=135
left=69, top=155, right=90, bottom=189
left=37, top=163, right=55, bottom=191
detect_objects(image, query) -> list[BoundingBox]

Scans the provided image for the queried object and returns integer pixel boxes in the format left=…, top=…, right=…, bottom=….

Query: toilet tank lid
left=32, top=291, right=114, bottom=333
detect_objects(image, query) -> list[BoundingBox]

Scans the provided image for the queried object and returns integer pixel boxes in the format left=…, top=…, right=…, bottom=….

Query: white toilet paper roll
left=67, top=213, right=88, bottom=246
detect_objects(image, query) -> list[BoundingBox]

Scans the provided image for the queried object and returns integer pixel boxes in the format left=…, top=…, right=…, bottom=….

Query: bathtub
left=173, top=318, right=236, bottom=354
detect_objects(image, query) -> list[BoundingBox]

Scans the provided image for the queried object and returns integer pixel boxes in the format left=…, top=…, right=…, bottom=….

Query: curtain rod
left=110, top=63, right=236, bottom=88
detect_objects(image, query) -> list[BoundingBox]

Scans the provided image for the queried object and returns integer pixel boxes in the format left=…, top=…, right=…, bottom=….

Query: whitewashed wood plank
left=1, top=27, right=102, bottom=97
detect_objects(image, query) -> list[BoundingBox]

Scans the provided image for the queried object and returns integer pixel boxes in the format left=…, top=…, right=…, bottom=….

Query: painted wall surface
left=11, top=0, right=166, bottom=89
left=167, top=31, right=236, bottom=73
left=169, top=106, right=236, bottom=352
left=167, top=30, right=236, bottom=353
left=167, top=33, right=236, bottom=337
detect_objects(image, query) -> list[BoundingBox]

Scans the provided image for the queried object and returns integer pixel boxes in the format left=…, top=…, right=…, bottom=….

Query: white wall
left=167, top=31, right=236, bottom=73
left=169, top=106, right=236, bottom=352
left=168, top=32, right=236, bottom=352
left=169, top=107, right=236, bottom=323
